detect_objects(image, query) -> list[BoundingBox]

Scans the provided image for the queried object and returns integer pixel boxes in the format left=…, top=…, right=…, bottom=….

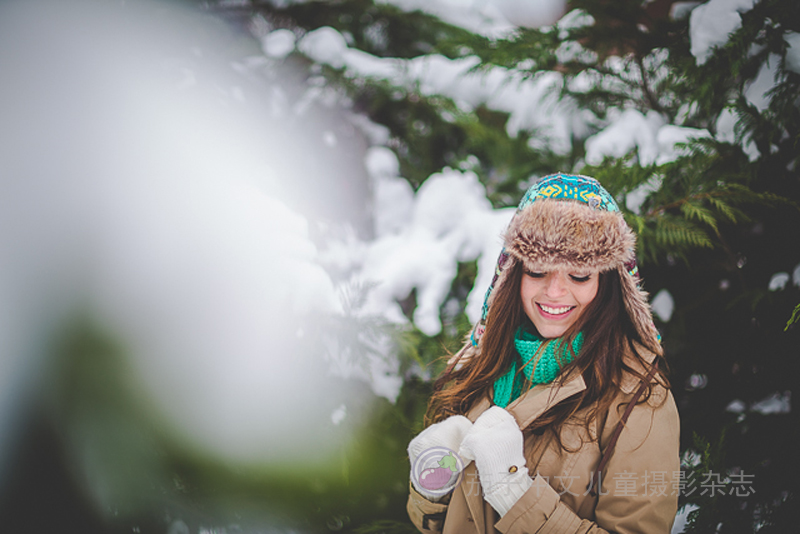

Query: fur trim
left=617, top=264, right=662, bottom=353
left=504, top=198, right=635, bottom=273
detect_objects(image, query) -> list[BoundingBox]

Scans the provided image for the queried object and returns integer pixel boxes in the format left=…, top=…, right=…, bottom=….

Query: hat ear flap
left=617, top=265, right=662, bottom=353
left=446, top=336, right=481, bottom=372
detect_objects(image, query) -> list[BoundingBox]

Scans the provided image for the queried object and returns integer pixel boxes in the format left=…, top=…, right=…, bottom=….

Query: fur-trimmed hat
left=469, top=173, right=660, bottom=350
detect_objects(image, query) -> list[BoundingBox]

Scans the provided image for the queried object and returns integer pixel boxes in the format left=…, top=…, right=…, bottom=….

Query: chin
left=538, top=326, right=568, bottom=339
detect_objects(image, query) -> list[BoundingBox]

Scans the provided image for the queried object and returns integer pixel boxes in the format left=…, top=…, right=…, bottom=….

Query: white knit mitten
left=408, top=415, right=473, bottom=501
left=458, top=406, right=533, bottom=516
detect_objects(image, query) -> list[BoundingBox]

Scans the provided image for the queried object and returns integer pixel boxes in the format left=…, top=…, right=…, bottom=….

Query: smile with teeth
left=538, top=303, right=575, bottom=316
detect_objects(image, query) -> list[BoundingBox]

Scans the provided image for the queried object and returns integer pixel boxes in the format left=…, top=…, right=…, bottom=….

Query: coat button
left=508, top=465, right=518, bottom=473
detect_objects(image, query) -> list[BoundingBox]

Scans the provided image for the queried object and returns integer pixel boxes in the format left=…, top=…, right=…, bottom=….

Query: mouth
left=537, top=303, right=576, bottom=318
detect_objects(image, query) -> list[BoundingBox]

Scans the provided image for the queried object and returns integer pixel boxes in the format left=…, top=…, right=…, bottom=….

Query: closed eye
left=569, top=274, right=592, bottom=283
left=524, top=270, right=545, bottom=278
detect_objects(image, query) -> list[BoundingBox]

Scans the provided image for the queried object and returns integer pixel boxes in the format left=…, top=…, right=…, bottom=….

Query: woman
left=407, top=174, right=680, bottom=534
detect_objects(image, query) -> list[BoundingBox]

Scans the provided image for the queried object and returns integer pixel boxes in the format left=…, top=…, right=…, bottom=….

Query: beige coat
left=407, top=352, right=680, bottom=534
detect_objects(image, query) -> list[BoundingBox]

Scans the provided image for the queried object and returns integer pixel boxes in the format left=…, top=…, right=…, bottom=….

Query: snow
left=785, top=32, right=800, bottom=74
left=0, top=0, right=374, bottom=466
left=348, top=112, right=392, bottom=146
left=297, top=27, right=582, bottom=155
left=297, top=26, right=349, bottom=68
left=365, top=145, right=401, bottom=179
left=750, top=391, right=791, bottom=415
left=376, top=0, right=514, bottom=38
left=271, top=0, right=566, bottom=36
left=768, top=272, right=790, bottom=291
left=655, top=125, right=710, bottom=165
left=465, top=208, right=517, bottom=322
left=651, top=289, right=675, bottom=323
left=365, top=147, right=415, bottom=237
left=578, top=52, right=692, bottom=167
left=555, top=40, right=598, bottom=65
left=689, top=0, right=758, bottom=66
left=491, top=0, right=568, bottom=29
left=295, top=20, right=719, bottom=167
left=261, top=29, right=296, bottom=59
left=376, top=0, right=567, bottom=38
left=793, top=262, right=800, bottom=287
left=331, top=404, right=347, bottom=425
left=715, top=106, right=760, bottom=162
left=726, top=399, right=746, bottom=413
left=682, top=448, right=702, bottom=467
left=584, top=109, right=666, bottom=165
left=556, top=9, right=595, bottom=38
left=322, top=161, right=515, bottom=340
left=322, top=130, right=338, bottom=147
left=626, top=175, right=663, bottom=214
left=672, top=504, right=699, bottom=534
left=352, top=168, right=511, bottom=336
left=744, top=54, right=781, bottom=113
left=725, top=393, right=791, bottom=416
left=670, top=2, right=700, bottom=21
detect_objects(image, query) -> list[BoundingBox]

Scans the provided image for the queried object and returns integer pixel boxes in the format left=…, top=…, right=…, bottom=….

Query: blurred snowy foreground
left=0, top=0, right=374, bottom=478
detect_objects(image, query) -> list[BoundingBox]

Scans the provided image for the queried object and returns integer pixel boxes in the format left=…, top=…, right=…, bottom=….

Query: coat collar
left=619, top=341, right=659, bottom=394
left=464, top=373, right=587, bottom=430
left=466, top=342, right=660, bottom=426
left=508, top=373, right=588, bottom=429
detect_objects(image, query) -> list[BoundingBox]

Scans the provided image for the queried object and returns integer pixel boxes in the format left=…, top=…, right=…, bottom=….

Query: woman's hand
left=458, top=406, right=533, bottom=516
left=408, top=415, right=473, bottom=500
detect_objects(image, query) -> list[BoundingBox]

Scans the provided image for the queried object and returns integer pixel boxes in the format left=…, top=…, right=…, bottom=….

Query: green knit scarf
left=492, top=326, right=584, bottom=408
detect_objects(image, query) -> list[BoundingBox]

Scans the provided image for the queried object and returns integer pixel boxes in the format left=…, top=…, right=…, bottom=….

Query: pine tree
left=199, top=1, right=800, bottom=531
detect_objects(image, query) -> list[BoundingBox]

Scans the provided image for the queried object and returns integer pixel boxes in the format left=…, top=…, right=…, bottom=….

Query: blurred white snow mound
left=689, top=0, right=757, bottom=66
left=349, top=156, right=514, bottom=337
left=365, top=147, right=415, bottom=238
left=0, top=0, right=368, bottom=467
left=585, top=109, right=711, bottom=167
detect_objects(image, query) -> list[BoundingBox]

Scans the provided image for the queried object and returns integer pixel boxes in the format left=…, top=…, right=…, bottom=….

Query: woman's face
left=520, top=267, right=599, bottom=338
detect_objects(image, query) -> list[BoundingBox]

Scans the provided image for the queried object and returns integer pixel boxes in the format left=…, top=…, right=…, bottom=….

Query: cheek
left=520, top=277, right=542, bottom=302
left=520, top=279, right=539, bottom=316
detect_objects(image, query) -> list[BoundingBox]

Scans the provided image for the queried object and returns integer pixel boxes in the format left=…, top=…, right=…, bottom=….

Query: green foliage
left=786, top=303, right=800, bottom=331
left=579, top=143, right=794, bottom=265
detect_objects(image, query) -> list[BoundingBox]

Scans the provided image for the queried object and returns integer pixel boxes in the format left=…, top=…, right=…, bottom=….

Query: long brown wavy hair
left=425, top=259, right=669, bottom=450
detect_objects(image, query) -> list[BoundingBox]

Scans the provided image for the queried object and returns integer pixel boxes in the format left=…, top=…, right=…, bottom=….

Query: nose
left=544, top=272, right=568, bottom=298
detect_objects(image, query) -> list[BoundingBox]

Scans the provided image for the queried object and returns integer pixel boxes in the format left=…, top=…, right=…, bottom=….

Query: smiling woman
left=520, top=269, right=599, bottom=339
left=406, top=174, right=680, bottom=534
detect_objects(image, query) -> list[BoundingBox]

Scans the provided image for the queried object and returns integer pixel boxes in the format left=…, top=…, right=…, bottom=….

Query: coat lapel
left=459, top=463, right=486, bottom=534
left=619, top=343, right=659, bottom=394
left=458, top=380, right=587, bottom=534
left=507, top=374, right=587, bottom=429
